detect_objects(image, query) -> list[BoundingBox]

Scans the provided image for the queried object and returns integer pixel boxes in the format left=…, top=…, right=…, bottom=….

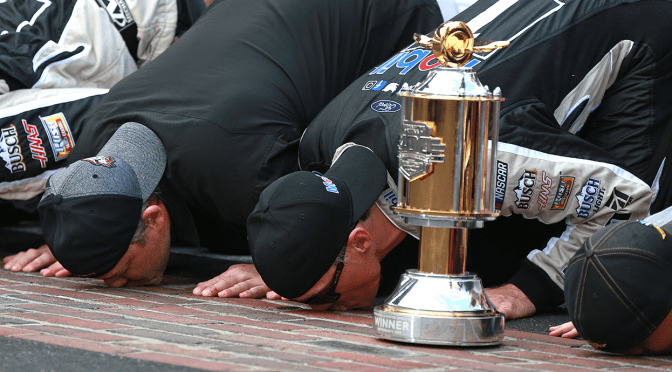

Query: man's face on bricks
left=98, top=201, right=172, bottom=288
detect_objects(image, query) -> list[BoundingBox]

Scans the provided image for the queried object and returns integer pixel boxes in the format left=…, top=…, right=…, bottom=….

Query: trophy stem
left=418, top=227, right=467, bottom=275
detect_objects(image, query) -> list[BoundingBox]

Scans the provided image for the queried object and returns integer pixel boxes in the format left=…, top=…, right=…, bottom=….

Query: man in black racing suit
left=242, top=0, right=671, bottom=317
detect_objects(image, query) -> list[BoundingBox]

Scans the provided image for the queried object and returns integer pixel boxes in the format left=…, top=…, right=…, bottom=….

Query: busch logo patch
left=84, top=156, right=116, bottom=168
left=315, top=173, right=338, bottom=193
left=0, top=125, right=26, bottom=173
left=371, top=100, right=402, bottom=113
left=22, top=120, right=47, bottom=168
left=40, top=113, right=75, bottom=162
left=514, top=169, right=537, bottom=209
left=536, top=171, right=553, bottom=211
left=494, top=161, right=508, bottom=210
left=576, top=178, right=604, bottom=218
left=398, top=119, right=445, bottom=181
left=551, top=176, right=574, bottom=210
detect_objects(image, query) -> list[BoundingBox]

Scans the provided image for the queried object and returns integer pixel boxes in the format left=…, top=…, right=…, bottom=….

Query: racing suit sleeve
left=495, top=100, right=654, bottom=310
left=0, top=0, right=177, bottom=93
left=0, top=87, right=108, bottom=200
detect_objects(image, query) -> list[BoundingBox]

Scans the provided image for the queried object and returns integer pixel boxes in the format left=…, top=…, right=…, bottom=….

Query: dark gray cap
left=38, top=122, right=166, bottom=276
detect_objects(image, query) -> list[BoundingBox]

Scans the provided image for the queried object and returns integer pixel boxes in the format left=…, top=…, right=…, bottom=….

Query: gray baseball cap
left=38, top=122, right=166, bottom=276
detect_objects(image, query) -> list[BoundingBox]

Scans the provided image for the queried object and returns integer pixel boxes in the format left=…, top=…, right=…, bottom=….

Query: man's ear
left=347, top=227, right=371, bottom=253
left=141, top=201, right=169, bottom=232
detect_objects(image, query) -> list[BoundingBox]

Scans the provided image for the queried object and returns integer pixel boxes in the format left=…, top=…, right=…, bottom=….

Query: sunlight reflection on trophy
left=373, top=21, right=509, bottom=346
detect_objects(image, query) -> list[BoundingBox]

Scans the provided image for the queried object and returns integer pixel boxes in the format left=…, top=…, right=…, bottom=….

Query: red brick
left=505, top=329, right=586, bottom=346
left=229, top=357, right=332, bottom=372
left=210, top=345, right=332, bottom=364
left=94, top=298, right=163, bottom=308
left=298, top=330, right=407, bottom=347
left=312, top=361, right=410, bottom=372
left=0, top=278, right=21, bottom=286
left=88, top=288, right=193, bottom=305
left=10, top=285, right=112, bottom=301
left=126, top=352, right=242, bottom=371
left=412, top=357, right=529, bottom=371
left=208, top=323, right=318, bottom=341
left=0, top=325, right=40, bottom=337
left=134, top=343, right=234, bottom=359
left=114, top=308, right=213, bottom=324
left=192, top=303, right=304, bottom=322
left=502, top=339, right=595, bottom=357
left=142, top=305, right=214, bottom=315
left=299, top=319, right=376, bottom=336
left=6, top=312, right=128, bottom=330
left=211, top=333, right=327, bottom=353
left=15, top=333, right=135, bottom=354
left=21, top=325, right=132, bottom=342
left=315, top=351, right=437, bottom=370
left=15, top=304, right=122, bottom=320
left=416, top=352, right=525, bottom=365
left=287, top=309, right=373, bottom=325
left=203, top=314, right=306, bottom=331
left=504, top=351, right=624, bottom=369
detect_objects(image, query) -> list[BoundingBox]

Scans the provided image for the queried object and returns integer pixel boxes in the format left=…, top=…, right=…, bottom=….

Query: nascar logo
left=494, top=161, right=508, bottom=210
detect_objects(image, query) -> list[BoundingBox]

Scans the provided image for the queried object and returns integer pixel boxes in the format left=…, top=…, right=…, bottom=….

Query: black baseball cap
left=247, top=146, right=387, bottom=299
left=37, top=123, right=166, bottom=277
left=565, top=220, right=672, bottom=352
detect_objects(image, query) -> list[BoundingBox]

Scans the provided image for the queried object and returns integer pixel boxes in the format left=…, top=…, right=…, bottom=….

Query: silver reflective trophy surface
left=373, top=22, right=509, bottom=346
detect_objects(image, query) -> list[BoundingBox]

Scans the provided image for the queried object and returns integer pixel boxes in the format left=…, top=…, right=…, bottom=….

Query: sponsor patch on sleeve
left=40, top=113, right=75, bottom=162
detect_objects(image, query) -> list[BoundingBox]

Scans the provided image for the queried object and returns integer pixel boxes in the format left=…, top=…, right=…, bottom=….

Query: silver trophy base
left=373, top=270, right=504, bottom=346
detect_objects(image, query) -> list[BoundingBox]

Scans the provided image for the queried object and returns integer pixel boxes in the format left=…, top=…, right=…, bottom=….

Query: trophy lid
left=399, top=21, right=507, bottom=100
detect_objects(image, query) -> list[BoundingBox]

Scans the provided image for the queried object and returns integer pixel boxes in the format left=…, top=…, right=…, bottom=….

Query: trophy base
left=373, top=270, right=504, bottom=346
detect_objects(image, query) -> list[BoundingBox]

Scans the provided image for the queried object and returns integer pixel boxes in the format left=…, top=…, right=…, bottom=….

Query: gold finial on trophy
left=413, top=21, right=509, bottom=68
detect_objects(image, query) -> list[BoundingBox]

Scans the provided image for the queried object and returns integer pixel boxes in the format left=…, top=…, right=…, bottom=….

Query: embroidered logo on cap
left=83, top=156, right=116, bottom=168
left=315, top=173, right=338, bottom=194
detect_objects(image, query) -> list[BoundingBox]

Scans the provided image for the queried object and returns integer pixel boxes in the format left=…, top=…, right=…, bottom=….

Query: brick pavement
left=0, top=269, right=670, bottom=371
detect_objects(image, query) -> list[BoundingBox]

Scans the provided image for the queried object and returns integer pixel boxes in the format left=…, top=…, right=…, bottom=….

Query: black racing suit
left=66, top=0, right=444, bottom=251
left=298, top=0, right=672, bottom=310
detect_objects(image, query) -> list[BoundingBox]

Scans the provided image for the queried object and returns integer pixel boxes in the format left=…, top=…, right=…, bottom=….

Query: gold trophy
left=373, top=22, right=509, bottom=346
